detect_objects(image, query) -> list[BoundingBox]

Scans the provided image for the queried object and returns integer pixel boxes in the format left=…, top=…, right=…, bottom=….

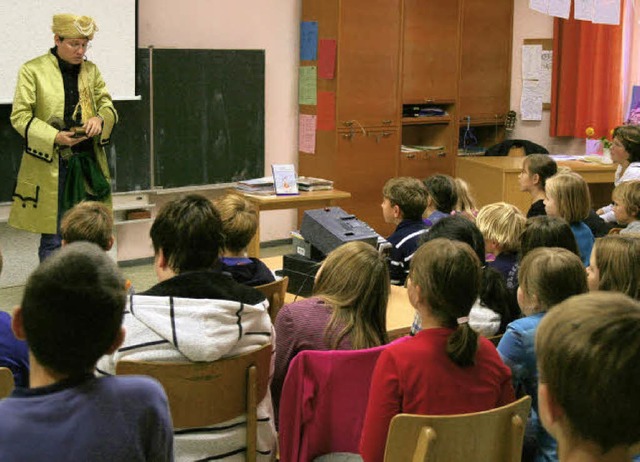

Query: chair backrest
left=255, top=276, right=289, bottom=322
left=116, top=344, right=271, bottom=462
left=486, top=334, right=503, bottom=347
left=384, top=396, right=532, bottom=462
left=608, top=227, right=622, bottom=235
left=0, top=367, right=15, bottom=398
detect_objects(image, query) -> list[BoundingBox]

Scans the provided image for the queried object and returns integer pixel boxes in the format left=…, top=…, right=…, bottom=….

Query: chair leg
left=247, top=365, right=258, bottom=462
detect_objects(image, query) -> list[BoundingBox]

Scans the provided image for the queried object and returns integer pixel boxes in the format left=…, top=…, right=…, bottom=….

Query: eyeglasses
left=61, top=38, right=91, bottom=51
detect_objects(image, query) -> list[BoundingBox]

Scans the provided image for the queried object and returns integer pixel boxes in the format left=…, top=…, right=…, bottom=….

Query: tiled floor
left=0, top=244, right=290, bottom=314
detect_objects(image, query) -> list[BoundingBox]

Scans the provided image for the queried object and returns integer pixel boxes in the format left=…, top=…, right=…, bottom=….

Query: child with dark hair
left=498, top=247, right=588, bottom=462
left=0, top=246, right=29, bottom=388
left=0, top=242, right=173, bottom=461
left=97, top=194, right=276, bottom=461
left=360, top=239, right=514, bottom=462
left=518, top=154, right=558, bottom=218
left=519, top=215, right=580, bottom=259
left=422, top=174, right=458, bottom=225
left=381, top=177, right=429, bottom=286
left=536, top=292, right=640, bottom=462
left=412, top=215, right=516, bottom=336
left=214, top=193, right=275, bottom=286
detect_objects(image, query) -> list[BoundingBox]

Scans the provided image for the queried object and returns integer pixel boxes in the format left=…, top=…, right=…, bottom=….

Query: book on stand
left=272, top=164, right=299, bottom=195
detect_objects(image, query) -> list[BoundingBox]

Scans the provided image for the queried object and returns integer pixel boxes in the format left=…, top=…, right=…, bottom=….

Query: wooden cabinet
left=299, top=0, right=514, bottom=234
left=458, top=0, right=514, bottom=132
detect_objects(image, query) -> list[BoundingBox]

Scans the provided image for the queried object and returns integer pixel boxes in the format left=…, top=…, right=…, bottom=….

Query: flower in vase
left=585, top=127, right=595, bottom=138
left=600, top=136, right=612, bottom=149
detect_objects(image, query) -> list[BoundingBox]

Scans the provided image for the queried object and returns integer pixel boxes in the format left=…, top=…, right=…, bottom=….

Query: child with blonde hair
left=536, top=292, right=640, bottom=462
left=518, top=154, right=558, bottom=218
left=60, top=201, right=114, bottom=251
left=214, top=192, right=275, bottom=286
left=586, top=235, right=640, bottom=300
left=497, top=247, right=588, bottom=462
left=612, top=181, right=640, bottom=235
left=476, top=202, right=526, bottom=288
left=272, top=241, right=389, bottom=412
left=360, top=239, right=514, bottom=462
left=544, top=172, right=594, bottom=266
left=453, top=177, right=479, bottom=220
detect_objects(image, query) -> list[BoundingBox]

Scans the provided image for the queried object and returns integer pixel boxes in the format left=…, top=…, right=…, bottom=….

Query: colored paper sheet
left=522, top=45, right=542, bottom=80
left=548, top=0, right=571, bottom=18
left=300, top=22, right=318, bottom=61
left=299, top=114, right=317, bottom=154
left=593, top=0, right=621, bottom=25
left=318, top=39, right=337, bottom=79
left=529, top=0, right=549, bottom=14
left=299, top=66, right=317, bottom=105
left=574, top=0, right=594, bottom=20
left=317, top=91, right=336, bottom=131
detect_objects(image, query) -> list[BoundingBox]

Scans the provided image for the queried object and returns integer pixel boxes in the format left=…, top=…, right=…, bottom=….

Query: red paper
left=318, top=39, right=337, bottom=79
left=317, top=92, right=336, bottom=131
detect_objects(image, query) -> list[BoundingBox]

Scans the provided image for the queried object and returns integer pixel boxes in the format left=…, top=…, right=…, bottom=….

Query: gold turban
left=51, top=14, right=98, bottom=40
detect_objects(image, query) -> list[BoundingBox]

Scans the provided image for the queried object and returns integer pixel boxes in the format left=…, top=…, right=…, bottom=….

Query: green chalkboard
left=1, top=48, right=265, bottom=203
left=152, top=49, right=265, bottom=188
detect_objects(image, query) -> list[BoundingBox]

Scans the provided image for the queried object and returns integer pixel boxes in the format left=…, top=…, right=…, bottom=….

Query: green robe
left=9, top=52, right=117, bottom=234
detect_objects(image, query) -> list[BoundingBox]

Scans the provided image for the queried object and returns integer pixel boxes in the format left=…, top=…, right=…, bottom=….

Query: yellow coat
left=9, top=52, right=117, bottom=234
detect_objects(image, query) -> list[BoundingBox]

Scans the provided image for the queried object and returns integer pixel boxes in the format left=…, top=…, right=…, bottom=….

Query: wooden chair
left=116, top=344, right=272, bottom=462
left=0, top=367, right=15, bottom=398
left=383, top=396, right=532, bottom=462
left=608, top=227, right=622, bottom=235
left=255, top=276, right=289, bottom=323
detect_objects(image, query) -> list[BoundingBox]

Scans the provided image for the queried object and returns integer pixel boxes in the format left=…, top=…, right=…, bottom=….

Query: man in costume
left=10, top=14, right=117, bottom=261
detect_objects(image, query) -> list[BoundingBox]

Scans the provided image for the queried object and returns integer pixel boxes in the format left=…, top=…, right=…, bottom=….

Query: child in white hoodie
left=97, top=194, right=276, bottom=462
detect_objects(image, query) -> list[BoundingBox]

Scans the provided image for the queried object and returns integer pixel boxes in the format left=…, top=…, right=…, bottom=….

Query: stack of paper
left=297, top=176, right=334, bottom=191
left=235, top=177, right=275, bottom=195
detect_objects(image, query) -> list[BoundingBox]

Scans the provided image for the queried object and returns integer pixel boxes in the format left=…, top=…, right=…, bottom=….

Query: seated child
left=214, top=192, right=275, bottom=286
left=518, top=154, right=557, bottom=218
left=60, top=201, right=134, bottom=293
left=0, top=243, right=173, bottom=461
left=453, top=177, right=479, bottom=220
left=535, top=292, right=640, bottom=462
left=596, top=124, right=640, bottom=223
left=360, top=239, right=514, bottom=462
left=612, top=180, right=640, bottom=235
left=497, top=247, right=588, bottom=462
left=586, top=235, right=640, bottom=300
left=411, top=215, right=515, bottom=337
left=97, top=194, right=276, bottom=461
left=0, top=246, right=29, bottom=388
left=520, top=216, right=579, bottom=259
left=272, top=241, right=389, bottom=414
left=544, top=172, right=595, bottom=266
left=422, top=174, right=457, bottom=226
left=381, top=177, right=429, bottom=286
left=476, top=202, right=526, bottom=289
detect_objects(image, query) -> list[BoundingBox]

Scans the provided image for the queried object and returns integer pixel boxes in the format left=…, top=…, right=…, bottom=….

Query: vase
left=602, top=147, right=613, bottom=163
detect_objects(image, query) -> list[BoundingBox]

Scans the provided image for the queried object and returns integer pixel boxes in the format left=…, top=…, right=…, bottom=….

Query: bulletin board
left=523, top=38, right=553, bottom=110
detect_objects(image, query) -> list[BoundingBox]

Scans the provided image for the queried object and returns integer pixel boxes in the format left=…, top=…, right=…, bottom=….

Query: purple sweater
left=272, top=297, right=351, bottom=415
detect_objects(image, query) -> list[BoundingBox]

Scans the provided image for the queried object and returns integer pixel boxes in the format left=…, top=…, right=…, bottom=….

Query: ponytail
left=446, top=323, right=479, bottom=367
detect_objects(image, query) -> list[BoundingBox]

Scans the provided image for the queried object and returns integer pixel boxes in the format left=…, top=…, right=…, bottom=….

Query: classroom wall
left=138, top=0, right=300, bottom=244
left=509, top=0, right=584, bottom=154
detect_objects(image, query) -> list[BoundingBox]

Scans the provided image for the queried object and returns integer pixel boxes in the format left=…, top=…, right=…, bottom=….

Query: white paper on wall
left=593, top=0, right=621, bottom=24
left=574, top=0, right=595, bottom=20
left=522, top=45, right=543, bottom=80
left=540, top=50, right=553, bottom=104
left=521, top=80, right=543, bottom=121
left=548, top=0, right=571, bottom=18
left=530, top=0, right=550, bottom=13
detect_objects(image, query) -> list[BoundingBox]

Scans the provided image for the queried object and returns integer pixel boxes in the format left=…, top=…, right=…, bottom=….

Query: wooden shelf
left=402, top=116, right=451, bottom=125
left=459, top=116, right=506, bottom=127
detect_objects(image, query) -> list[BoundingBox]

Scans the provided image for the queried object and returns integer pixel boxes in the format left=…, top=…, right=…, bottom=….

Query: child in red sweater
left=359, top=239, right=515, bottom=462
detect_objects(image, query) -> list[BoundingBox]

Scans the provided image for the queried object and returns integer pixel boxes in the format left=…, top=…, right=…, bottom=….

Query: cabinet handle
left=342, top=121, right=353, bottom=127
left=405, top=153, right=416, bottom=159
left=382, top=120, right=392, bottom=125
left=423, top=98, right=434, bottom=103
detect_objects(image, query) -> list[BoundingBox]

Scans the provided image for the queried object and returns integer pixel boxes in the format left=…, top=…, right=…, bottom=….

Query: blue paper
left=300, top=22, right=318, bottom=61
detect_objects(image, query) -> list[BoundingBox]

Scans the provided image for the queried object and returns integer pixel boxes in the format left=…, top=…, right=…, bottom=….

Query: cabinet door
left=332, top=128, right=399, bottom=236
left=402, top=0, right=460, bottom=103
left=336, top=0, right=402, bottom=129
left=458, top=0, right=513, bottom=122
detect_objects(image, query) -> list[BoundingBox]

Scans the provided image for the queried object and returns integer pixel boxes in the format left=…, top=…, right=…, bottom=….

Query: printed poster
left=521, top=80, right=543, bottom=121
left=593, top=0, right=621, bottom=25
left=299, top=66, right=317, bottom=105
left=299, top=114, right=317, bottom=154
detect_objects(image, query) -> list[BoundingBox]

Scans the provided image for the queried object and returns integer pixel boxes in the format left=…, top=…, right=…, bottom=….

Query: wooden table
left=262, top=256, right=415, bottom=338
left=239, top=189, right=351, bottom=257
left=456, top=157, right=617, bottom=214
